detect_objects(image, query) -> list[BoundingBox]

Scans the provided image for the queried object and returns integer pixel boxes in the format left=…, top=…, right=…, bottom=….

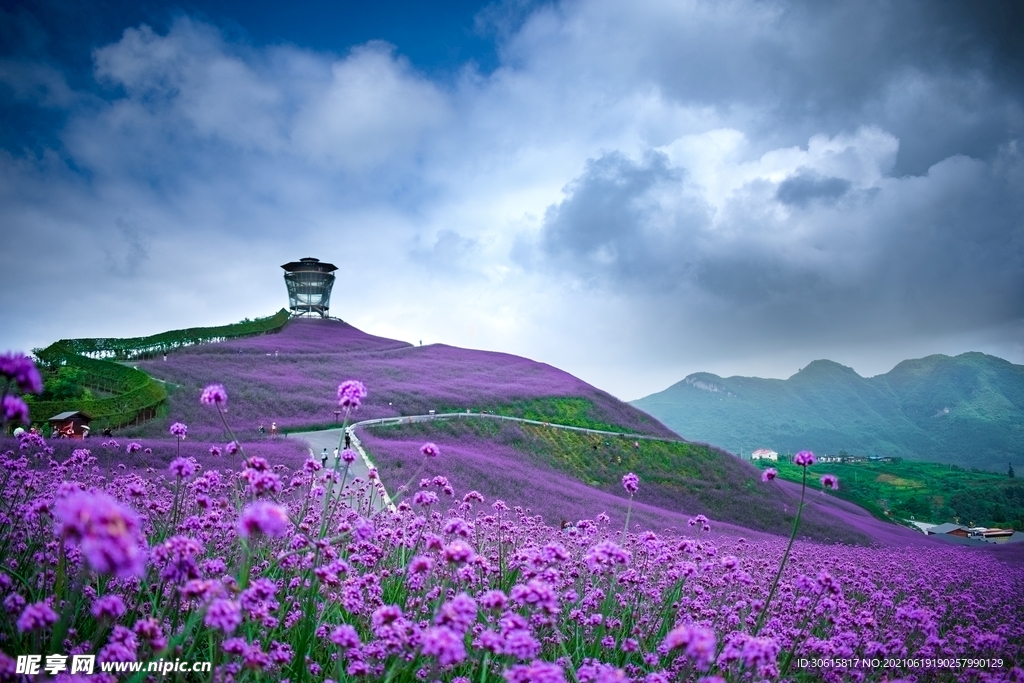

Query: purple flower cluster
left=200, top=383, right=228, bottom=406
left=621, top=472, right=639, bottom=494
left=0, top=352, right=43, bottom=394
left=238, top=501, right=290, bottom=538
left=1, top=349, right=42, bottom=427
left=793, top=450, right=816, bottom=467
left=54, top=490, right=147, bottom=578
left=337, top=379, right=367, bottom=409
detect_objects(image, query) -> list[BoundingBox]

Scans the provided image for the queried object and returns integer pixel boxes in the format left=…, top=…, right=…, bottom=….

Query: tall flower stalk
left=753, top=450, right=832, bottom=636
left=621, top=472, right=639, bottom=535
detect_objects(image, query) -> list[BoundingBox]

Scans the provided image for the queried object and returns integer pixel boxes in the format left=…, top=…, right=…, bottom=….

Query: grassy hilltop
left=633, top=353, right=1024, bottom=471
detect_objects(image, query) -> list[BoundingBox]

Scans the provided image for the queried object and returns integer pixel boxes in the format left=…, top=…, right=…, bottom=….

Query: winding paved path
left=292, top=412, right=683, bottom=512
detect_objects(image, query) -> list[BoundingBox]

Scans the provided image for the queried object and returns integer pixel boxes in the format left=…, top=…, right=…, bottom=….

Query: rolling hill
left=632, top=352, right=1024, bottom=471
left=103, top=316, right=922, bottom=544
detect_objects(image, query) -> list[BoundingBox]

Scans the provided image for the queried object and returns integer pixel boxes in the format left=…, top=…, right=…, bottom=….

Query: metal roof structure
left=48, top=410, right=92, bottom=421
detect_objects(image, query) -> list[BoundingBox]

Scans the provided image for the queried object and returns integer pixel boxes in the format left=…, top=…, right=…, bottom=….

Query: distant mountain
left=632, top=353, right=1024, bottom=471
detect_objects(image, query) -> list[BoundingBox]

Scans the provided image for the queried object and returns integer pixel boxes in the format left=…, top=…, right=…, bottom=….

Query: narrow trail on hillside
left=350, top=411, right=686, bottom=443
left=294, top=413, right=686, bottom=514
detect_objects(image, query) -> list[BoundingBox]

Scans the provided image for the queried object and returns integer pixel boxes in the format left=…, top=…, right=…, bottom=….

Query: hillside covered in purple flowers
left=123, top=317, right=945, bottom=545
left=133, top=319, right=674, bottom=440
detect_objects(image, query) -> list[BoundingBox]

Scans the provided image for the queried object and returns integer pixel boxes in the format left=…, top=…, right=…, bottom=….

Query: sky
left=1, top=0, right=1022, bottom=401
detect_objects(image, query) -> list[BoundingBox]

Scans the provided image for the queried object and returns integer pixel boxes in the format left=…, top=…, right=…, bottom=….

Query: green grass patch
left=756, top=458, right=1024, bottom=529
left=441, top=397, right=629, bottom=433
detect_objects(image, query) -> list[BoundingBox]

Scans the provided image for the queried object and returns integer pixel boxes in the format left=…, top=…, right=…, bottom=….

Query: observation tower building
left=281, top=257, right=337, bottom=318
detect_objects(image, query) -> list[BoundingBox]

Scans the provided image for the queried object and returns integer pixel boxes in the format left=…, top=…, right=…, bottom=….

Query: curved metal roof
left=281, top=257, right=337, bottom=272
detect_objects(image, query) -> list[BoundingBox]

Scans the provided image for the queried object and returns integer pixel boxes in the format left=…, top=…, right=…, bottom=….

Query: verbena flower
left=420, top=442, right=440, bottom=458
left=0, top=352, right=43, bottom=394
left=169, top=422, right=188, bottom=438
left=761, top=468, right=778, bottom=482
left=622, top=472, right=639, bottom=494
left=793, top=450, right=816, bottom=467
left=435, top=592, right=478, bottom=633
left=503, top=660, right=567, bottom=683
left=442, top=539, right=476, bottom=564
left=329, top=624, right=361, bottom=648
left=204, top=598, right=242, bottom=633
left=584, top=540, right=631, bottom=573
left=16, top=601, right=58, bottom=632
left=151, top=535, right=204, bottom=583
left=664, top=624, right=717, bottom=670
left=126, top=442, right=142, bottom=454
left=820, top=474, right=839, bottom=490
left=337, top=380, right=367, bottom=409
left=238, top=501, right=290, bottom=538
left=341, top=448, right=357, bottom=464
left=169, top=457, right=197, bottom=478
left=1, top=395, right=30, bottom=425
left=200, top=384, right=228, bottom=406
left=421, top=626, right=466, bottom=666
left=91, top=594, right=127, bottom=620
left=55, top=491, right=147, bottom=578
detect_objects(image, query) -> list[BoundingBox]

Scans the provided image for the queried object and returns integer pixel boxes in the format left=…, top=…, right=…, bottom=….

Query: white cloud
left=1, top=1, right=1022, bottom=401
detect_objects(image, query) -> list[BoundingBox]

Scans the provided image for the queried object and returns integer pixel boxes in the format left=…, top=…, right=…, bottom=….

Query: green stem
left=622, top=494, right=634, bottom=537
left=753, top=466, right=807, bottom=636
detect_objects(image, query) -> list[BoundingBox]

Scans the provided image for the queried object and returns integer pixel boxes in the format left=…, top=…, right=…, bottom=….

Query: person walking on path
left=321, top=448, right=328, bottom=468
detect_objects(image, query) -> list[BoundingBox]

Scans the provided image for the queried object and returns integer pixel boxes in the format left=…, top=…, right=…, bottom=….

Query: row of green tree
left=25, top=310, right=290, bottom=431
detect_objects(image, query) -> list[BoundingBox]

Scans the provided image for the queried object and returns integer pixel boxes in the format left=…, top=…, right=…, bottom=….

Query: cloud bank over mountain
left=1, top=0, right=1022, bottom=398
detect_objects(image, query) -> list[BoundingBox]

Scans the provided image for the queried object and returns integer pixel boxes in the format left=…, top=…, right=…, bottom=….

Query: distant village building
left=818, top=454, right=842, bottom=463
left=968, top=527, right=1015, bottom=543
left=48, top=411, right=91, bottom=439
left=926, top=523, right=970, bottom=538
left=751, top=448, right=778, bottom=461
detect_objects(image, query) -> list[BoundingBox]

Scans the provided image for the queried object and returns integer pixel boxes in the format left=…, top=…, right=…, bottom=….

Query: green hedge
left=41, top=309, right=290, bottom=360
left=27, top=310, right=290, bottom=430
left=28, top=378, right=168, bottom=430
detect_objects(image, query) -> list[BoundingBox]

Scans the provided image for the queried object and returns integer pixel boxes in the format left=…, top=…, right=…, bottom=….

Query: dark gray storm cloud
left=517, top=0, right=1024, bottom=175
left=532, top=143, right=1024, bottom=342
left=775, top=171, right=850, bottom=207
left=539, top=152, right=704, bottom=290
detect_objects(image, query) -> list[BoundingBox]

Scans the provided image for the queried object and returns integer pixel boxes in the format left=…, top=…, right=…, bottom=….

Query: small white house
left=751, top=448, right=778, bottom=461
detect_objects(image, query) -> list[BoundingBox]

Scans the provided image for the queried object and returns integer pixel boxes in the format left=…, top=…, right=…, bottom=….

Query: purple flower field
left=1, top=428, right=1022, bottom=682
left=3, top=355, right=1023, bottom=682
left=0, top=435, right=309, bottom=474
left=130, top=319, right=675, bottom=440
left=357, top=420, right=888, bottom=546
left=358, top=429, right=762, bottom=540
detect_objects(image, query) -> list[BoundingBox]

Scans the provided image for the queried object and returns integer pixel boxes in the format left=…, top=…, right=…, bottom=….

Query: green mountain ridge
left=632, top=352, right=1024, bottom=471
